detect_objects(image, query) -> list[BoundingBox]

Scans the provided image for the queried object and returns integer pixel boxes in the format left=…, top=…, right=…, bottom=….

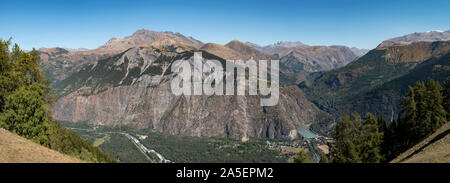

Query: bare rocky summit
left=97, top=29, right=204, bottom=52
left=38, top=30, right=203, bottom=83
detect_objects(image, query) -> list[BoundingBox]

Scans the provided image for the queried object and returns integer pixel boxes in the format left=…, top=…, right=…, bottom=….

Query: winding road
left=69, top=127, right=171, bottom=163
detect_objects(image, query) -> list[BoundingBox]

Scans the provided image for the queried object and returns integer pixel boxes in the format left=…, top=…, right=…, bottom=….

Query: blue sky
left=0, top=0, right=449, bottom=50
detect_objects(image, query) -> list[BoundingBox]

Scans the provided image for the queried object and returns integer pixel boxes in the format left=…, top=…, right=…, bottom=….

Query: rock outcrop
left=53, top=38, right=319, bottom=141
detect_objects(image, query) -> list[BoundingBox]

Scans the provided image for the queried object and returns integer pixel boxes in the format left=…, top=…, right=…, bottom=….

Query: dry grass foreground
left=391, top=122, right=450, bottom=163
left=0, top=128, right=82, bottom=163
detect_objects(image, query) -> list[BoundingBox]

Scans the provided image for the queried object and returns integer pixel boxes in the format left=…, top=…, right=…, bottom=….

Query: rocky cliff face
left=52, top=38, right=319, bottom=141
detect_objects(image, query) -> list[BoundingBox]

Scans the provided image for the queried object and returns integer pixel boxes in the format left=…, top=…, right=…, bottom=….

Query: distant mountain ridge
left=38, top=30, right=204, bottom=84
left=246, top=41, right=308, bottom=55
left=38, top=30, right=367, bottom=85
left=378, top=30, right=450, bottom=48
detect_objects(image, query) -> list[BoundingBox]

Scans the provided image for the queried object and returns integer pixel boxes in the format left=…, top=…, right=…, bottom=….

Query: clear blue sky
left=1, top=0, right=449, bottom=50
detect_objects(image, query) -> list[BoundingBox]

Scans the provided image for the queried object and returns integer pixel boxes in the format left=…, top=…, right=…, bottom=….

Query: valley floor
left=59, top=121, right=314, bottom=163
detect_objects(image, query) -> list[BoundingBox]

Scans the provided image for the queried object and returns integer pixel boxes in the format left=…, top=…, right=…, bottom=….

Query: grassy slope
left=0, top=128, right=82, bottom=163
left=391, top=122, right=450, bottom=163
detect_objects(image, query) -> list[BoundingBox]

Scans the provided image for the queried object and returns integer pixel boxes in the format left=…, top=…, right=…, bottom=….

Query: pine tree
left=413, top=81, right=427, bottom=138
left=0, top=39, right=116, bottom=163
left=359, top=113, right=384, bottom=163
left=0, top=39, right=51, bottom=145
left=331, top=114, right=362, bottom=163
left=442, top=76, right=450, bottom=120
left=425, top=79, right=446, bottom=132
left=384, top=79, right=448, bottom=162
left=382, top=118, right=398, bottom=161
left=0, top=84, right=50, bottom=145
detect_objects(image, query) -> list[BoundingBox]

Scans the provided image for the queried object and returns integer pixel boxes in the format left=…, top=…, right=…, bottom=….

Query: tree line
left=0, top=39, right=116, bottom=162
left=329, top=78, right=449, bottom=163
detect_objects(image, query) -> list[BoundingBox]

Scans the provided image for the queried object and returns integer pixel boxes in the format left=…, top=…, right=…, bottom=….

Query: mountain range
left=377, top=30, right=450, bottom=48
left=39, top=29, right=450, bottom=141
left=51, top=38, right=319, bottom=141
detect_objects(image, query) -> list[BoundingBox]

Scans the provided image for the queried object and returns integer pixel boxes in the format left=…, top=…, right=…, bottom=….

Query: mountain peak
left=98, top=29, right=203, bottom=52
left=132, top=29, right=151, bottom=35
left=272, top=41, right=307, bottom=48
left=200, top=42, right=242, bottom=60
left=200, top=43, right=227, bottom=50
left=225, top=40, right=255, bottom=51
left=226, top=40, right=246, bottom=45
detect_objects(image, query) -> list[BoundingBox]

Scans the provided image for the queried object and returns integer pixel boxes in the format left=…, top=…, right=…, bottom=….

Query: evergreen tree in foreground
left=0, top=39, right=116, bottom=163
left=331, top=79, right=448, bottom=163
left=359, top=113, right=384, bottom=163
left=331, top=112, right=384, bottom=163
left=442, top=77, right=450, bottom=120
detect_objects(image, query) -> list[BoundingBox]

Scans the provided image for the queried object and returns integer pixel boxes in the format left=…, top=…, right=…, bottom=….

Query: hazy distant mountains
left=350, top=47, right=370, bottom=57
left=378, top=30, right=450, bottom=48
left=246, top=41, right=308, bottom=55
left=246, top=41, right=368, bottom=57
